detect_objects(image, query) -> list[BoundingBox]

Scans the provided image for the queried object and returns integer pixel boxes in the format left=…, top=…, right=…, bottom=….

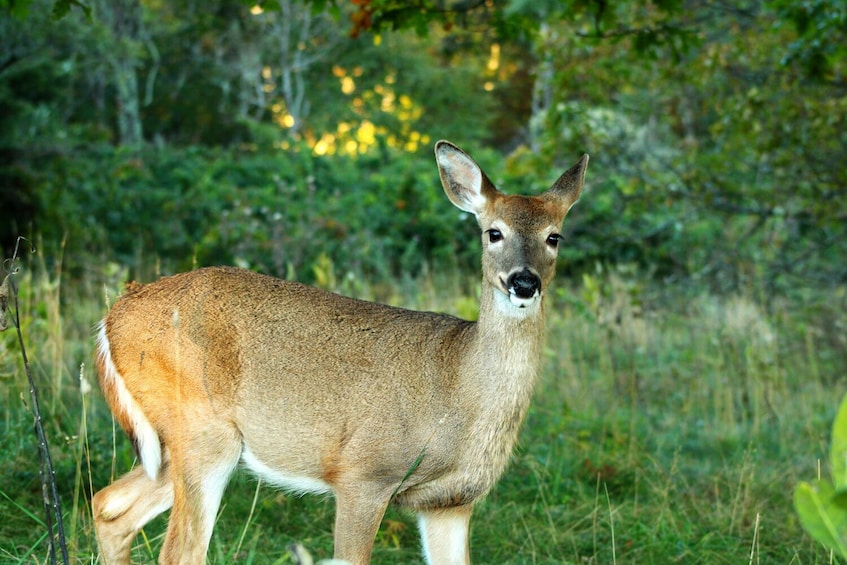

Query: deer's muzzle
left=506, top=269, right=541, bottom=307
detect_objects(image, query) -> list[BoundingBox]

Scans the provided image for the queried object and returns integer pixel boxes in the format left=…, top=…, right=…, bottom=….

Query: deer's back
left=103, top=266, right=481, bottom=493
left=106, top=265, right=471, bottom=388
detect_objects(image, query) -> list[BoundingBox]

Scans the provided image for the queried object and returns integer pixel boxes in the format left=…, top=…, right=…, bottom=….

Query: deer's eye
left=546, top=233, right=562, bottom=248
left=487, top=229, right=503, bottom=243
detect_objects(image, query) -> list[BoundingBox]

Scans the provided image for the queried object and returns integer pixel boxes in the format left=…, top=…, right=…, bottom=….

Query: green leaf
left=794, top=479, right=847, bottom=559
left=0, top=0, right=31, bottom=18
left=832, top=392, right=847, bottom=492
left=51, top=0, right=90, bottom=20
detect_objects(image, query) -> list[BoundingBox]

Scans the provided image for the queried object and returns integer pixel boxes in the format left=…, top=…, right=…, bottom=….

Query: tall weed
left=0, top=259, right=842, bottom=562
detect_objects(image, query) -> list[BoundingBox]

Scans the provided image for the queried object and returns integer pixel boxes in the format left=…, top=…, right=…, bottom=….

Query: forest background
left=1, top=0, right=847, bottom=563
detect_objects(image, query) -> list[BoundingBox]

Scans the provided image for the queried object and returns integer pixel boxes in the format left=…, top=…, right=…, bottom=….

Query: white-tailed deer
left=92, top=141, right=588, bottom=564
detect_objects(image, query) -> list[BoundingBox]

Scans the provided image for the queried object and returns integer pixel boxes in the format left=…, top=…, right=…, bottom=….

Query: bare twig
left=2, top=237, right=70, bottom=565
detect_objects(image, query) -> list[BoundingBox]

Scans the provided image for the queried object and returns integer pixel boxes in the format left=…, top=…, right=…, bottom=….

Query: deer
left=91, top=140, right=589, bottom=565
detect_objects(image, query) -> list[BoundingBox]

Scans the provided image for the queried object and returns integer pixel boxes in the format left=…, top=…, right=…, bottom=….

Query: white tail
left=92, top=141, right=589, bottom=564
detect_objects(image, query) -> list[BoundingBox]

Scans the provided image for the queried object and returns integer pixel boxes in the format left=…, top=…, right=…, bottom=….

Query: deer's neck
left=466, top=284, right=547, bottom=407
left=439, top=285, right=547, bottom=492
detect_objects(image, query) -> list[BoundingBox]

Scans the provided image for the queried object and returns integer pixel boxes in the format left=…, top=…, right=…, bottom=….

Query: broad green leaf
left=832, top=393, right=847, bottom=492
left=794, top=479, right=847, bottom=559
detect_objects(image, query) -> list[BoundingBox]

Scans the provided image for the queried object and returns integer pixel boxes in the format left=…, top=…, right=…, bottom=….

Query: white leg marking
left=198, top=457, right=239, bottom=547
left=418, top=513, right=469, bottom=565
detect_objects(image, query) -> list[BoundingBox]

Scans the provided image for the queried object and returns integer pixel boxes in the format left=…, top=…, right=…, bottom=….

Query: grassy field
left=0, top=260, right=843, bottom=564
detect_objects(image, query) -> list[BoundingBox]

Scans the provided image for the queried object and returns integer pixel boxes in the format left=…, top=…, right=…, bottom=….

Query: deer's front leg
left=332, top=483, right=394, bottom=565
left=417, top=506, right=472, bottom=565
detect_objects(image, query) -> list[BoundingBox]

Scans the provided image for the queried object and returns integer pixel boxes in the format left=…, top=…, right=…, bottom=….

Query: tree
left=499, top=0, right=847, bottom=289
left=92, top=0, right=145, bottom=147
left=2, top=0, right=844, bottom=289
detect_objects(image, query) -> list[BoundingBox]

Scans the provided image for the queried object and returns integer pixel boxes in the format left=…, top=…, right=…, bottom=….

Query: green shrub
left=29, top=142, right=486, bottom=283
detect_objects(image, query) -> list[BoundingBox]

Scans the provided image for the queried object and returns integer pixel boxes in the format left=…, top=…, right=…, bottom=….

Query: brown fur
left=92, top=141, right=588, bottom=565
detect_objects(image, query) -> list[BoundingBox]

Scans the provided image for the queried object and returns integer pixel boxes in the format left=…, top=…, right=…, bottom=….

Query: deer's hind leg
left=93, top=460, right=175, bottom=565
left=155, top=414, right=243, bottom=565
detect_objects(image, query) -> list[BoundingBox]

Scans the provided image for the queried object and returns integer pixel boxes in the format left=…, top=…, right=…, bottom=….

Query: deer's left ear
left=435, top=140, right=499, bottom=216
left=543, top=154, right=589, bottom=212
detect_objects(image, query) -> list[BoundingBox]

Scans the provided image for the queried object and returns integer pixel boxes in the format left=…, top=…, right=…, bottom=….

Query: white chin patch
left=508, top=292, right=539, bottom=308
left=494, top=289, right=541, bottom=315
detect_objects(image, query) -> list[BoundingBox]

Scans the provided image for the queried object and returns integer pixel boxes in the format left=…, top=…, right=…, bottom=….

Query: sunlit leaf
left=794, top=480, right=847, bottom=559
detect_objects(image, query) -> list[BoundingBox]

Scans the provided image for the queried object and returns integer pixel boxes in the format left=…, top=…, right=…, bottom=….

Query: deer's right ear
left=435, top=140, right=494, bottom=216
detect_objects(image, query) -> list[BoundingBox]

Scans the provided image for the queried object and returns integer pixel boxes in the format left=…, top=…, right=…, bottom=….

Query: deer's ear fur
left=543, top=154, right=589, bottom=211
left=435, top=140, right=499, bottom=216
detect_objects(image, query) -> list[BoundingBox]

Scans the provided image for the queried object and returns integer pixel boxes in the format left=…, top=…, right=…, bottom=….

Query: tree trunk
left=529, top=22, right=553, bottom=154
left=96, top=0, right=144, bottom=147
left=272, top=0, right=338, bottom=137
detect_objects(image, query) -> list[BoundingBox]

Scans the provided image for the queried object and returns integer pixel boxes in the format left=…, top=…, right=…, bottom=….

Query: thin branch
left=2, top=238, right=70, bottom=565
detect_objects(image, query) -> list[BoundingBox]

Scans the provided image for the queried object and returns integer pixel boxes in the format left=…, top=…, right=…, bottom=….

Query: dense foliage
left=33, top=143, right=492, bottom=282
left=2, top=0, right=845, bottom=290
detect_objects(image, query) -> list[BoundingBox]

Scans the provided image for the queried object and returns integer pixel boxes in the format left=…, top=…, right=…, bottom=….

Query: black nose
left=507, top=269, right=541, bottom=298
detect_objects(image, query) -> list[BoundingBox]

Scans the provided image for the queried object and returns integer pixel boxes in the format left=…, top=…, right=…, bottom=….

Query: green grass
left=0, top=262, right=843, bottom=563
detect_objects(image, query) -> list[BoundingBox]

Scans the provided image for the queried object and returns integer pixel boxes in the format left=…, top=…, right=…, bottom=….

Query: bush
left=28, top=142, right=482, bottom=284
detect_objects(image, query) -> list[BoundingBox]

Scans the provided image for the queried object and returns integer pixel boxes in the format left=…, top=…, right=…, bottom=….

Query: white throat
left=493, top=288, right=542, bottom=318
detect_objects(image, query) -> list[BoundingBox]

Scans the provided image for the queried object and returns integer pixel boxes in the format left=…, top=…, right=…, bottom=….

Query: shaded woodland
left=2, top=0, right=844, bottom=293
